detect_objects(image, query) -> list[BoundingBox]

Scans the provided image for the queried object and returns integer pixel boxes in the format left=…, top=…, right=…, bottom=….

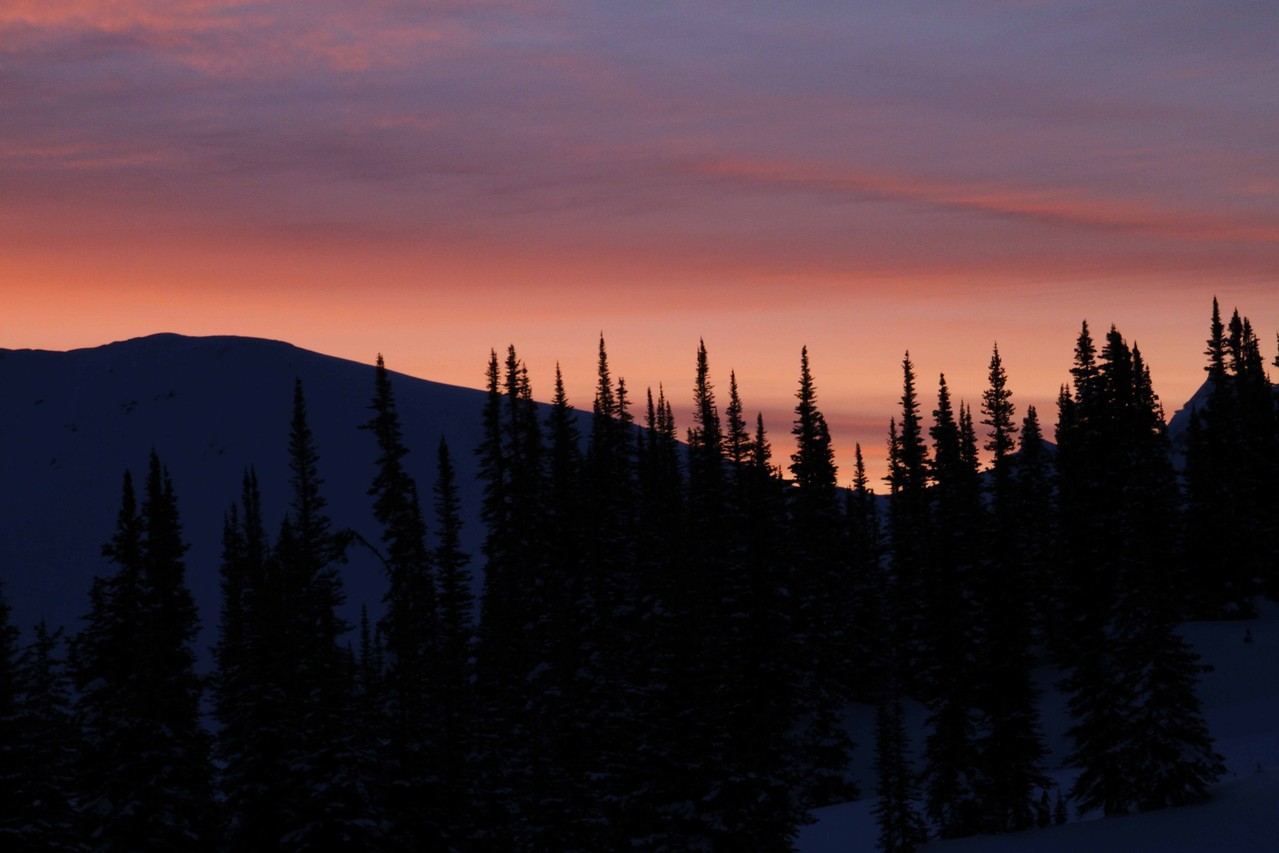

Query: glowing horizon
left=3, top=2, right=1277, bottom=485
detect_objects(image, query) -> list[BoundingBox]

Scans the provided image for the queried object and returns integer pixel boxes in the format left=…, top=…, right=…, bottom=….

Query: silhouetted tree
left=72, top=455, right=216, bottom=850
left=789, top=346, right=857, bottom=809
left=921, top=376, right=984, bottom=839
left=274, top=381, right=374, bottom=848
left=886, top=353, right=932, bottom=686
left=361, top=355, right=440, bottom=847
left=873, top=666, right=928, bottom=853
left=5, top=619, right=80, bottom=849
left=213, top=469, right=294, bottom=850
left=974, top=348, right=1047, bottom=833
left=1062, top=328, right=1223, bottom=817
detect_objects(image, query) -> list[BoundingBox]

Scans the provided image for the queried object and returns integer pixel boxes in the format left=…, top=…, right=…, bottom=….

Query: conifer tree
left=5, top=620, right=80, bottom=849
left=921, top=377, right=984, bottom=839
left=657, top=341, right=736, bottom=846
left=360, top=354, right=441, bottom=846
left=73, top=456, right=216, bottom=850
left=630, top=383, right=689, bottom=844
left=213, top=469, right=296, bottom=850
left=742, top=407, right=806, bottom=840
left=544, top=364, right=583, bottom=632
left=473, top=346, right=555, bottom=848
left=550, top=337, right=637, bottom=847
left=0, top=583, right=22, bottom=840
left=980, top=344, right=1017, bottom=493
left=1054, top=321, right=1116, bottom=655
left=1015, top=406, right=1057, bottom=647
left=847, top=443, right=888, bottom=698
left=431, top=437, right=475, bottom=833
left=789, top=346, right=857, bottom=809
left=725, top=371, right=750, bottom=470
left=1184, top=299, right=1276, bottom=616
left=873, top=667, right=928, bottom=853
left=886, top=353, right=932, bottom=685
left=273, top=381, right=374, bottom=848
left=973, top=352, right=1047, bottom=834
left=1062, top=328, right=1223, bottom=817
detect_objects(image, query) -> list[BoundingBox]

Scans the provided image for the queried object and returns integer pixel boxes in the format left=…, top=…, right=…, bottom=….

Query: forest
left=1, top=299, right=1276, bottom=851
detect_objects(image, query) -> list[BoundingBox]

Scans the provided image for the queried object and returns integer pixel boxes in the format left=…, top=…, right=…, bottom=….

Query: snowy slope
left=0, top=333, right=513, bottom=648
left=799, top=603, right=1279, bottom=851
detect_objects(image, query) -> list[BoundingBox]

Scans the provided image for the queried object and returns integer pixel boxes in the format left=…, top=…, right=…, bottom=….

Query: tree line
left=1, top=298, right=1275, bottom=851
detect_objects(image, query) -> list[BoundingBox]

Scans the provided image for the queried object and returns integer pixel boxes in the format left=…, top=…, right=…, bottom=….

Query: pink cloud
left=686, top=157, right=1279, bottom=244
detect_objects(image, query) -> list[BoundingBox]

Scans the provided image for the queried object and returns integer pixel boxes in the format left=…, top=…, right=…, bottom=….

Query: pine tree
left=1054, top=321, right=1117, bottom=656
left=1062, top=328, right=1223, bottom=817
left=873, top=667, right=928, bottom=853
left=886, top=353, right=932, bottom=687
left=657, top=340, right=737, bottom=848
left=72, top=456, right=217, bottom=850
left=473, top=346, right=556, bottom=848
left=972, top=349, right=1047, bottom=834
left=431, top=437, right=476, bottom=836
left=739, top=407, right=808, bottom=846
left=3, top=617, right=80, bottom=850
left=0, top=582, right=23, bottom=841
left=921, top=378, right=984, bottom=839
left=789, top=346, right=857, bottom=809
left=630, top=384, right=688, bottom=845
left=212, top=469, right=294, bottom=850
left=725, top=371, right=750, bottom=469
left=847, top=443, right=887, bottom=699
left=360, top=355, right=439, bottom=846
left=275, top=381, right=374, bottom=848
left=1015, top=406, right=1057, bottom=649
left=1184, top=299, right=1276, bottom=616
left=980, top=344, right=1017, bottom=492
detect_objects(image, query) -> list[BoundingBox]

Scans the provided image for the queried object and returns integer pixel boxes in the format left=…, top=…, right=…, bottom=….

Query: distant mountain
left=0, top=334, right=517, bottom=649
left=1167, top=377, right=1213, bottom=448
left=0, top=333, right=1210, bottom=651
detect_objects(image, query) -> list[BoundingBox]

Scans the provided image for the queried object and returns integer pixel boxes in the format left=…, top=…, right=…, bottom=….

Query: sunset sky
left=3, top=1, right=1277, bottom=484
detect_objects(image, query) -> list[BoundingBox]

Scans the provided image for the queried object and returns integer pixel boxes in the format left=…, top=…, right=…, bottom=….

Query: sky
left=3, top=1, right=1277, bottom=484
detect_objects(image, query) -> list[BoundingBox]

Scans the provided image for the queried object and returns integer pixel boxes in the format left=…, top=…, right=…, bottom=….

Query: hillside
left=0, top=333, right=507, bottom=646
left=6, top=333, right=1278, bottom=851
left=799, top=603, right=1279, bottom=852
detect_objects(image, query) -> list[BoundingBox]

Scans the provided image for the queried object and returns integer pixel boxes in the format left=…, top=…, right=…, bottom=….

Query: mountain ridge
left=1, top=332, right=507, bottom=647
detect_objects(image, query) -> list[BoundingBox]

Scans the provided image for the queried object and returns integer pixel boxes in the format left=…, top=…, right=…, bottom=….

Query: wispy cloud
left=687, top=158, right=1279, bottom=244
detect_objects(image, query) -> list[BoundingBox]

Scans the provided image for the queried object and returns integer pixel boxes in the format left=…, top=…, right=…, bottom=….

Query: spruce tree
left=789, top=346, right=857, bottom=809
left=847, top=443, right=888, bottom=699
left=431, top=437, right=476, bottom=834
left=274, top=381, right=374, bottom=848
left=1062, top=328, right=1223, bottom=817
left=658, top=340, right=736, bottom=847
left=974, top=350, right=1047, bottom=834
left=6, top=620, right=80, bottom=849
left=72, top=455, right=216, bottom=850
left=360, top=355, right=440, bottom=846
left=886, top=353, right=931, bottom=685
left=740, top=407, right=807, bottom=845
left=980, top=344, right=1017, bottom=492
left=873, top=667, right=928, bottom=853
left=921, top=377, right=984, bottom=839
left=1015, top=406, right=1057, bottom=648
left=0, top=583, right=23, bottom=842
left=212, top=469, right=294, bottom=850
left=473, top=346, right=555, bottom=848
left=1184, top=299, right=1276, bottom=616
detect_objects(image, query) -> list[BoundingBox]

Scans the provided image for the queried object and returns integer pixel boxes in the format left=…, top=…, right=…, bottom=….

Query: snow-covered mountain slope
left=1166, top=377, right=1212, bottom=442
left=0, top=333, right=504, bottom=647
left=800, top=602, right=1279, bottom=852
